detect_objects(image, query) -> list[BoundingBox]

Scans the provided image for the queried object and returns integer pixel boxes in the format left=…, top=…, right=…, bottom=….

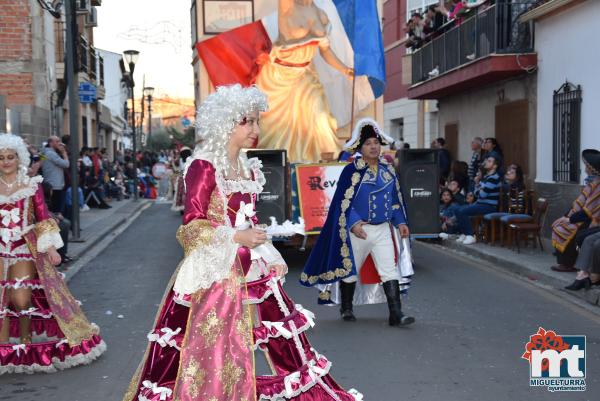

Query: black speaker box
left=246, top=149, right=289, bottom=225
left=397, top=149, right=440, bottom=235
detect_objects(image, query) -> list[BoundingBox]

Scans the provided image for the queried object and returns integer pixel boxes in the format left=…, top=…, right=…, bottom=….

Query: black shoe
left=98, top=203, right=112, bottom=209
left=339, top=281, right=356, bottom=322
left=382, top=280, right=415, bottom=327
left=565, top=277, right=591, bottom=291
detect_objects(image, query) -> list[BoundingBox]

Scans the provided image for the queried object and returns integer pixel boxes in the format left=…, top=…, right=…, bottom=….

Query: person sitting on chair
left=551, top=149, right=600, bottom=272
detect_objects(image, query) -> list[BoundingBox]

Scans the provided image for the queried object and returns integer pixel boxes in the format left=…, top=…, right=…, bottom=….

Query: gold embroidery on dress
left=224, top=271, right=242, bottom=301
left=235, top=304, right=253, bottom=347
left=218, top=357, right=244, bottom=397
left=197, top=308, right=224, bottom=347
left=175, top=186, right=227, bottom=257
left=181, top=356, right=206, bottom=398
left=35, top=218, right=60, bottom=238
left=207, top=189, right=225, bottom=224
left=176, top=220, right=214, bottom=257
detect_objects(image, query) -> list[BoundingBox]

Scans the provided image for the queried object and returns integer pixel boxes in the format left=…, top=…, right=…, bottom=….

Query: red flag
left=196, top=21, right=272, bottom=87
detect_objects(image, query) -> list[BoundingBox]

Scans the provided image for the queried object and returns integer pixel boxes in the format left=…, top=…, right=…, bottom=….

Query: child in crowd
left=447, top=180, right=466, bottom=205
left=439, top=188, right=459, bottom=238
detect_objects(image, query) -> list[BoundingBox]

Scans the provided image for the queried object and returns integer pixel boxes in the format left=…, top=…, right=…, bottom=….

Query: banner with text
left=295, top=163, right=347, bottom=234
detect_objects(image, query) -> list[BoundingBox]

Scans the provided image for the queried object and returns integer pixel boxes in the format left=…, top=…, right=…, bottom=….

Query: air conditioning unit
left=77, top=0, right=89, bottom=14
left=86, top=7, right=98, bottom=27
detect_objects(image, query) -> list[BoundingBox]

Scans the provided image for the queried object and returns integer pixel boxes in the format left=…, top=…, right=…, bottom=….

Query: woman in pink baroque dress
left=0, top=133, right=105, bottom=374
left=123, top=85, right=363, bottom=401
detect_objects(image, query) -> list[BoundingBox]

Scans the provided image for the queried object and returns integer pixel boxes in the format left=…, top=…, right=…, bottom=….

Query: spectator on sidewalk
left=483, top=163, right=529, bottom=228
left=454, top=155, right=501, bottom=245
left=468, top=137, right=484, bottom=192
left=448, top=179, right=466, bottom=205
left=83, top=168, right=111, bottom=209
left=439, top=188, right=459, bottom=237
left=42, top=136, right=70, bottom=213
left=565, top=228, right=600, bottom=291
left=42, top=182, right=73, bottom=266
left=81, top=147, right=93, bottom=168
left=434, top=137, right=452, bottom=182
left=23, top=138, right=43, bottom=177
left=483, top=137, right=504, bottom=174
left=447, top=160, right=469, bottom=195
left=551, top=149, right=600, bottom=273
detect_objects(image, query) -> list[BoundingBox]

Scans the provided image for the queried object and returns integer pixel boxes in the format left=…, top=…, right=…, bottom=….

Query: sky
left=94, top=0, right=194, bottom=100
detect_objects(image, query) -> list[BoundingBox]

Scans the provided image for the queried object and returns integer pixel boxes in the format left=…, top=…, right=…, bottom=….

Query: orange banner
left=295, top=163, right=347, bottom=234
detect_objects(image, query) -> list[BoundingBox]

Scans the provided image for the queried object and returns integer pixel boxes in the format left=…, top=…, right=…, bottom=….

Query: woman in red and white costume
left=0, top=133, right=105, bottom=374
left=122, top=85, right=362, bottom=401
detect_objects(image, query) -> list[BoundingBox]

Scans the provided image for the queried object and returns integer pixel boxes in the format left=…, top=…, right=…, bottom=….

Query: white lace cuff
left=37, top=231, right=64, bottom=253
left=263, top=242, right=286, bottom=267
left=173, top=226, right=237, bottom=295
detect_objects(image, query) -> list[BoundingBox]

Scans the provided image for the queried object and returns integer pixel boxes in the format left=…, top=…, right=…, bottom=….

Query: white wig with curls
left=0, top=133, right=32, bottom=183
left=190, top=84, right=268, bottom=177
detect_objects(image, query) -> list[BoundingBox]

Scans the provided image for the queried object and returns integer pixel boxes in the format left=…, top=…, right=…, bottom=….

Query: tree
left=169, top=126, right=195, bottom=149
left=145, top=129, right=172, bottom=151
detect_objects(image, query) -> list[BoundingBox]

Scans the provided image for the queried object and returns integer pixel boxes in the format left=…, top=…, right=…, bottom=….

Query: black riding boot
left=382, top=280, right=415, bottom=326
left=339, top=281, right=357, bottom=322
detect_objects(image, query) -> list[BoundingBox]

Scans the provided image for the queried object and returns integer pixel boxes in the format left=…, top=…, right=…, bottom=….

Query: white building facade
left=531, top=0, right=600, bottom=184
left=522, top=0, right=600, bottom=235
left=98, top=49, right=130, bottom=158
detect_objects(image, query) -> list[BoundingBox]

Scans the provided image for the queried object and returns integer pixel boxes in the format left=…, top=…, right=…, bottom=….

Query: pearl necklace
left=228, top=158, right=243, bottom=179
left=0, top=176, right=17, bottom=189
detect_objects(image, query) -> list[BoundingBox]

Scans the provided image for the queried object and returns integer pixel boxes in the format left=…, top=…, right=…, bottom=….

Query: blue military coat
left=300, top=157, right=408, bottom=287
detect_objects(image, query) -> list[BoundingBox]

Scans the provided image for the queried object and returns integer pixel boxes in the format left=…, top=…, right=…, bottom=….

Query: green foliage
left=145, top=129, right=172, bottom=151
left=143, top=126, right=195, bottom=151
left=170, top=126, right=195, bottom=148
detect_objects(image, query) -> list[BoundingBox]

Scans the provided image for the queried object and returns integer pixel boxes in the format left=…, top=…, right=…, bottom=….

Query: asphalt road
left=1, top=203, right=598, bottom=401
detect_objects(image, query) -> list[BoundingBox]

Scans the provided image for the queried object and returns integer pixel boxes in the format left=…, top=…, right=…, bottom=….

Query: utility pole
left=143, top=87, right=154, bottom=143
left=65, top=0, right=81, bottom=240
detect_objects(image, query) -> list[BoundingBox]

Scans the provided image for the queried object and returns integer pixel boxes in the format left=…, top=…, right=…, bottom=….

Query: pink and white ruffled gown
left=0, top=175, right=106, bottom=374
left=123, top=155, right=362, bottom=401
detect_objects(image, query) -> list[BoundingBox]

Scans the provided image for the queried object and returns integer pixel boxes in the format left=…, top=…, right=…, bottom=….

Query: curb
left=417, top=239, right=600, bottom=308
left=64, top=200, right=152, bottom=282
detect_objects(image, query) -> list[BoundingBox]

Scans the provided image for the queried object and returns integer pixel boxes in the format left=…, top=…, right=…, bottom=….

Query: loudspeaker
left=246, top=149, right=288, bottom=225
left=397, top=149, right=440, bottom=235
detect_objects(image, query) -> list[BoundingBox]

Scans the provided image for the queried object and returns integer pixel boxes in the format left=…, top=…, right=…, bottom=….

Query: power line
left=152, top=98, right=195, bottom=107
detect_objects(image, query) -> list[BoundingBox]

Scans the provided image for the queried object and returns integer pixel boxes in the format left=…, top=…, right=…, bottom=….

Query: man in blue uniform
left=301, top=118, right=415, bottom=327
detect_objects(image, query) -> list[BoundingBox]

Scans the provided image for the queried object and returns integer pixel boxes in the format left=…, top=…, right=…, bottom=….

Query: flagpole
left=349, top=73, right=356, bottom=135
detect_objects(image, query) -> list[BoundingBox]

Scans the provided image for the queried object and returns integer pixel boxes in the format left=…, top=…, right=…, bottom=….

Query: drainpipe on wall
left=417, top=99, right=425, bottom=148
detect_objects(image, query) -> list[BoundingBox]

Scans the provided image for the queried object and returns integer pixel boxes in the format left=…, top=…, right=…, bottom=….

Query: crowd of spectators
left=406, top=1, right=492, bottom=52
left=24, top=134, right=186, bottom=267
left=435, top=135, right=525, bottom=246
left=434, top=138, right=600, bottom=291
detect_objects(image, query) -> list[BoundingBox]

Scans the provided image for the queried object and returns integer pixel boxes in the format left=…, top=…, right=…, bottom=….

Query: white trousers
left=342, top=223, right=400, bottom=284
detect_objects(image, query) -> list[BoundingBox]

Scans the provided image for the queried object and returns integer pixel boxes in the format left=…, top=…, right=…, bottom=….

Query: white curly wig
left=192, top=84, right=268, bottom=176
left=0, top=133, right=31, bottom=182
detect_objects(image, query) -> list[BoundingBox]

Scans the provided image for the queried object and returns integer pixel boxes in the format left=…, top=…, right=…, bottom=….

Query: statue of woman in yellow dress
left=256, top=0, right=354, bottom=163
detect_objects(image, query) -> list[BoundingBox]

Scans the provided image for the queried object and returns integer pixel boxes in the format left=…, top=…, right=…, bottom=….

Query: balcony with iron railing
left=89, top=45, right=98, bottom=81
left=79, top=35, right=89, bottom=74
left=407, top=2, right=538, bottom=99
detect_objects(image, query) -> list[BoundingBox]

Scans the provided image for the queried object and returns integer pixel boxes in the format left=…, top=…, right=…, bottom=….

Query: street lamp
left=123, top=49, right=139, bottom=200
left=143, top=86, right=154, bottom=142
